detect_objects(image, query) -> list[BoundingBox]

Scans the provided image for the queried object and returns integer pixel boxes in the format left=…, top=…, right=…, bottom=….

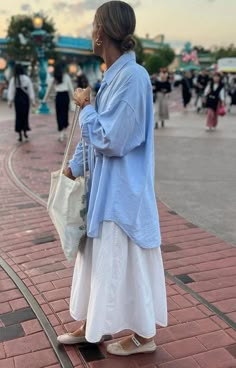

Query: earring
left=95, top=38, right=103, bottom=46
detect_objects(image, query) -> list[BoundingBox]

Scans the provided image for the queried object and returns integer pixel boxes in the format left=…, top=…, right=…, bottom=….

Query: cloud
left=53, top=1, right=83, bottom=13
left=81, top=0, right=109, bottom=10
left=0, top=10, right=8, bottom=15
left=76, top=23, right=93, bottom=38
left=20, top=3, right=32, bottom=12
left=53, top=0, right=140, bottom=14
left=82, top=0, right=140, bottom=10
left=132, top=0, right=141, bottom=6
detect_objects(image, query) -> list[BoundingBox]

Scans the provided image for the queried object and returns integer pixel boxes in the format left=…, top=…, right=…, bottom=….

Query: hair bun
left=121, top=34, right=136, bottom=52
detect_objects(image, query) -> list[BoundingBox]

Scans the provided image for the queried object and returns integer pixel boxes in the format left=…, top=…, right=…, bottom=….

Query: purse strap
left=60, top=105, right=86, bottom=178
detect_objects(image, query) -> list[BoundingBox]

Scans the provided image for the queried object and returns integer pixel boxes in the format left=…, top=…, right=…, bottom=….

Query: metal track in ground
left=7, top=145, right=47, bottom=207
left=5, top=142, right=236, bottom=367
left=4, top=144, right=90, bottom=367
left=0, top=256, right=78, bottom=368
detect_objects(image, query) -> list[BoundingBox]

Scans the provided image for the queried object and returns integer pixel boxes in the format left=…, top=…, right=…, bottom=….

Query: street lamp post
left=31, top=14, right=50, bottom=114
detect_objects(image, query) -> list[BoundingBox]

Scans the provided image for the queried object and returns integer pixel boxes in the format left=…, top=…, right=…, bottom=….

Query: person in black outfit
left=77, top=72, right=89, bottom=89
left=44, top=63, right=74, bottom=141
left=195, top=69, right=209, bottom=112
left=155, top=70, right=171, bottom=128
left=7, top=64, right=35, bottom=142
left=205, top=72, right=225, bottom=131
left=181, top=71, right=193, bottom=110
left=229, top=77, right=236, bottom=112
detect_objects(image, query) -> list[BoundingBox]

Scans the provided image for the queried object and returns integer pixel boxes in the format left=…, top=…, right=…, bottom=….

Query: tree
left=145, top=54, right=165, bottom=75
left=158, top=46, right=175, bottom=66
left=134, top=35, right=144, bottom=65
left=193, top=45, right=210, bottom=53
left=145, top=45, right=175, bottom=75
left=213, top=44, right=236, bottom=61
left=6, top=14, right=56, bottom=64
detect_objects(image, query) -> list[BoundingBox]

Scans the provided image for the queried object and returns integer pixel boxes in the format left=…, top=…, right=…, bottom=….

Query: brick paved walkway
left=0, top=111, right=236, bottom=368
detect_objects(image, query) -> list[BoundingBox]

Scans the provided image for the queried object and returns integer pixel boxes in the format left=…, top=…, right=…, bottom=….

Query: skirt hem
left=70, top=310, right=168, bottom=343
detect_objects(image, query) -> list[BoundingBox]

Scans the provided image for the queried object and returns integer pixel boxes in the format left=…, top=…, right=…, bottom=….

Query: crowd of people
left=6, top=62, right=102, bottom=142
left=151, top=67, right=236, bottom=131
left=5, top=58, right=236, bottom=142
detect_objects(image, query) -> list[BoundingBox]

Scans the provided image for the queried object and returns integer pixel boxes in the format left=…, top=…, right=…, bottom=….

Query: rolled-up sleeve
left=79, top=100, right=145, bottom=158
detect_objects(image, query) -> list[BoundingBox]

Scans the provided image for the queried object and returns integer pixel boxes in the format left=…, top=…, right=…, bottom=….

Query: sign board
left=218, top=58, right=236, bottom=72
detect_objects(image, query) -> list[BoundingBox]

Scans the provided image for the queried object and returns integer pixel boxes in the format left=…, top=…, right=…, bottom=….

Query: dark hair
left=213, top=72, right=221, bottom=78
left=54, top=63, right=64, bottom=84
left=14, top=64, right=25, bottom=87
left=95, top=1, right=136, bottom=52
left=160, top=68, right=168, bottom=73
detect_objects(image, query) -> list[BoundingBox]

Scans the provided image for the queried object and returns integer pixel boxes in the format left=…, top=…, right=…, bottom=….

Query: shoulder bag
left=47, top=106, right=87, bottom=261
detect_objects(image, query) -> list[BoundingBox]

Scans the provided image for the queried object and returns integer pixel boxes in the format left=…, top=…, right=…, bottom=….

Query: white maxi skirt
left=70, top=221, right=168, bottom=343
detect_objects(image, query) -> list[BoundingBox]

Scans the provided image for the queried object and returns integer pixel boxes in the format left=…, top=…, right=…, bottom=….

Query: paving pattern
left=0, top=100, right=236, bottom=368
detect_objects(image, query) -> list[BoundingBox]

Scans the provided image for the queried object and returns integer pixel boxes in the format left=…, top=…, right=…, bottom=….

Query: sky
left=0, top=0, right=236, bottom=50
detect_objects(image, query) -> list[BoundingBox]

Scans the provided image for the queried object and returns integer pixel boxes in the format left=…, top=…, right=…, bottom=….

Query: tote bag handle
left=60, top=105, right=86, bottom=178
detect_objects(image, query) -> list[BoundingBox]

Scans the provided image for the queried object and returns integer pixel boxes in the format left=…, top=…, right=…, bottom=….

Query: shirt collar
left=103, top=51, right=136, bottom=86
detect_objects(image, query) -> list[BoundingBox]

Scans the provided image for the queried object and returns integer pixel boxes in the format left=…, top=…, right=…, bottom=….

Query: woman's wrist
left=81, top=99, right=90, bottom=109
left=63, top=167, right=76, bottom=180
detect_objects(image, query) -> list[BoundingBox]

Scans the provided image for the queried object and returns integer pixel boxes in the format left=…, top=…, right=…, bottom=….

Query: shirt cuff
left=79, top=104, right=96, bottom=127
left=68, top=160, right=82, bottom=178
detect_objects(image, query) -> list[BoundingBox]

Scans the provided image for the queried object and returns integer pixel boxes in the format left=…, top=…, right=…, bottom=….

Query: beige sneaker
left=107, top=335, right=157, bottom=356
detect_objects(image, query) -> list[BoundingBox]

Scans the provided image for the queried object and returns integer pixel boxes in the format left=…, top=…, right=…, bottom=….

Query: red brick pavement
left=0, top=112, right=236, bottom=368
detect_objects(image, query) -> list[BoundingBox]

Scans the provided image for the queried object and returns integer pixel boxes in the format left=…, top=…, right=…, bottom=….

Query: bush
left=145, top=54, right=165, bottom=74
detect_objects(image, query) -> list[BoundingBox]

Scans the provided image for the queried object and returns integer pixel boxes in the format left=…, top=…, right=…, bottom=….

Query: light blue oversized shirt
left=69, top=52, right=161, bottom=248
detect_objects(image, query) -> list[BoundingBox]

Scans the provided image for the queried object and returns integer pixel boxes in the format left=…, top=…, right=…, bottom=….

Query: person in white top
left=8, top=64, right=35, bottom=142
left=44, top=63, right=75, bottom=141
left=204, top=72, right=225, bottom=131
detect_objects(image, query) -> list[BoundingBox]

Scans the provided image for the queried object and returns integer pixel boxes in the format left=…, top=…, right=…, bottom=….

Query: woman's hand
left=74, top=87, right=91, bottom=108
left=63, top=167, right=76, bottom=181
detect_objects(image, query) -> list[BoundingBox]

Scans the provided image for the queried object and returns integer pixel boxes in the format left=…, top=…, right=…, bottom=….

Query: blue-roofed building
left=55, top=36, right=93, bottom=54
left=0, top=34, right=169, bottom=85
left=0, top=38, right=8, bottom=51
left=54, top=36, right=102, bottom=84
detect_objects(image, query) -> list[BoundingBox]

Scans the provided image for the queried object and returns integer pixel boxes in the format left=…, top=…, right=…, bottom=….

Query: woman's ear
left=97, top=25, right=104, bottom=41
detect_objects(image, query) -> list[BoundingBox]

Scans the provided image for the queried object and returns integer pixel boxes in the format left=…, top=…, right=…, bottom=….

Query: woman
left=228, top=77, right=236, bottom=113
left=77, top=70, right=89, bottom=89
left=155, top=69, right=171, bottom=128
left=194, top=69, right=209, bottom=113
left=59, top=0, right=167, bottom=356
left=44, top=63, right=74, bottom=141
left=8, top=64, right=35, bottom=142
left=204, top=72, right=225, bottom=131
left=151, top=74, right=158, bottom=129
left=181, top=71, right=193, bottom=110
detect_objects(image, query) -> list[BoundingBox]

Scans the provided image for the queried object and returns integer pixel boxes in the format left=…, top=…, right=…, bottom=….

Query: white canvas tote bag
left=47, top=106, right=87, bottom=261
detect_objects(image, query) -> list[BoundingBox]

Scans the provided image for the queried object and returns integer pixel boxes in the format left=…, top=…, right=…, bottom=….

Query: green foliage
left=145, top=46, right=175, bottom=74
left=193, top=45, right=211, bottom=53
left=134, top=35, right=144, bottom=65
left=158, top=46, right=175, bottom=66
left=145, top=54, right=165, bottom=75
left=213, top=44, right=236, bottom=61
left=6, top=14, right=56, bottom=63
left=194, top=44, right=236, bottom=62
